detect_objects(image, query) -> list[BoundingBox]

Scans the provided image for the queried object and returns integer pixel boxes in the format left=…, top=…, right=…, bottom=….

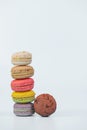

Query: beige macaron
left=11, top=65, right=34, bottom=79
left=11, top=51, right=32, bottom=65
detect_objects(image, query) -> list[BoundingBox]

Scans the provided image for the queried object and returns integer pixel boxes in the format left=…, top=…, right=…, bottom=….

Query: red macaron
left=11, top=78, right=34, bottom=92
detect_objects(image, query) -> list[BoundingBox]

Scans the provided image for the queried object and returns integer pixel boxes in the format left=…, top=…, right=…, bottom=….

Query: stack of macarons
left=11, top=51, right=35, bottom=116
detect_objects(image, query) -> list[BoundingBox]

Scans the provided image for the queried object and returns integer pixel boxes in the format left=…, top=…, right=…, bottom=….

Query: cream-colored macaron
left=11, top=51, right=32, bottom=65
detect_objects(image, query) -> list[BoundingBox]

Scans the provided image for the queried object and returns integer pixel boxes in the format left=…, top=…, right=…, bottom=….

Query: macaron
left=11, top=51, right=32, bottom=65
left=11, top=65, right=34, bottom=79
left=14, top=103, right=35, bottom=116
left=12, top=90, right=35, bottom=103
left=11, top=78, right=34, bottom=92
left=34, top=94, right=57, bottom=117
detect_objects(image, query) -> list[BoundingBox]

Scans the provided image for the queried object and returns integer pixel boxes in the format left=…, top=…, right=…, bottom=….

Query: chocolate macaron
left=34, top=94, right=57, bottom=117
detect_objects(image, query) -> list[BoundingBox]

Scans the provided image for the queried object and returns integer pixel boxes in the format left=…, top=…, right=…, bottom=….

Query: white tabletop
left=0, top=109, right=87, bottom=130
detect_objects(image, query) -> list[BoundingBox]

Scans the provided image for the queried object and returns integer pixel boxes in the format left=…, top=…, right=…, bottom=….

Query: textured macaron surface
left=11, top=51, right=32, bottom=65
left=11, top=78, right=34, bottom=91
left=14, top=103, right=35, bottom=116
left=11, top=65, right=34, bottom=79
left=14, top=103, right=34, bottom=108
left=34, top=94, right=57, bottom=117
left=12, top=90, right=35, bottom=103
left=12, top=96, right=35, bottom=103
left=12, top=90, right=35, bottom=98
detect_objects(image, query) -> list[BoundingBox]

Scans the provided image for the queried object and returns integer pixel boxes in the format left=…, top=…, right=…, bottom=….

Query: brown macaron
left=34, top=94, right=57, bottom=117
left=11, top=65, right=34, bottom=79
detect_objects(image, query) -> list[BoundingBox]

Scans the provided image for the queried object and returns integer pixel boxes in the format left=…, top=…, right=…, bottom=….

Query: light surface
left=0, top=0, right=87, bottom=129
left=0, top=110, right=87, bottom=130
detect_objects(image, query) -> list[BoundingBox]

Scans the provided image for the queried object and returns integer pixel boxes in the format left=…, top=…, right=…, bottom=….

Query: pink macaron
left=11, top=78, right=34, bottom=92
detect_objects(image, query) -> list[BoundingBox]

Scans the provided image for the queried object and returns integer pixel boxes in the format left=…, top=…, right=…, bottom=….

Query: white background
left=0, top=0, right=87, bottom=129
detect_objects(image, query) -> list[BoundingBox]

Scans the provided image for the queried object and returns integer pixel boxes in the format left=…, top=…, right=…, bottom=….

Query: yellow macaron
left=12, top=90, right=35, bottom=103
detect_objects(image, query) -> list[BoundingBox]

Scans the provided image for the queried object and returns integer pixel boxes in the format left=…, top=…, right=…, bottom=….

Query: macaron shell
left=14, top=111, right=34, bottom=116
left=12, top=90, right=35, bottom=98
left=12, top=96, right=35, bottom=103
left=11, top=66, right=34, bottom=79
left=12, top=51, right=32, bottom=59
left=14, top=103, right=34, bottom=108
